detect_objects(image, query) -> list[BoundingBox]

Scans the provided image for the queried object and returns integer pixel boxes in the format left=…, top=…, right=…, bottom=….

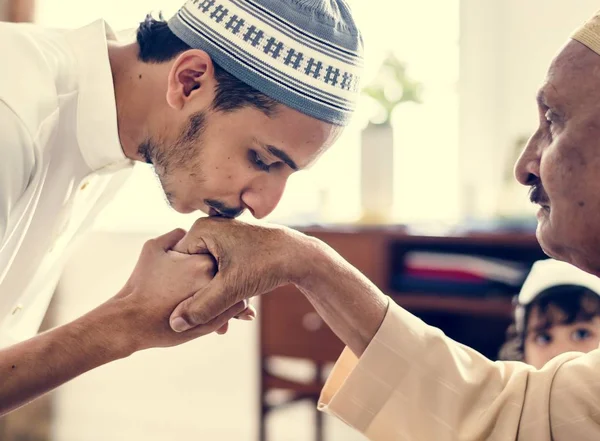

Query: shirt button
left=11, top=304, right=23, bottom=315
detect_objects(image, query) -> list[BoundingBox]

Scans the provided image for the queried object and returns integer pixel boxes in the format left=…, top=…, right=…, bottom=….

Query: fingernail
left=239, top=314, right=255, bottom=321
left=171, top=317, right=192, bottom=332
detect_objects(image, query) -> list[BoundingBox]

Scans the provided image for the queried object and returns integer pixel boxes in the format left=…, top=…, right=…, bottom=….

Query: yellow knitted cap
left=572, top=11, right=600, bottom=54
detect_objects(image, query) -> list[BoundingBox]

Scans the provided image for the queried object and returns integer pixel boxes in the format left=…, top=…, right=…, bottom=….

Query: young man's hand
left=102, top=228, right=255, bottom=352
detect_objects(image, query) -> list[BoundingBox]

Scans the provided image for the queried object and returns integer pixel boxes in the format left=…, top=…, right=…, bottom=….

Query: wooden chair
left=258, top=287, right=344, bottom=441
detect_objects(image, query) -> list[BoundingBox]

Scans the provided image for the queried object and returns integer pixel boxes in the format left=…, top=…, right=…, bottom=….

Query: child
left=499, top=259, right=600, bottom=369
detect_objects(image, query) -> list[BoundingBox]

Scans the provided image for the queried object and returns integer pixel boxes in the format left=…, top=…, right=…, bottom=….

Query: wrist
left=286, top=234, right=389, bottom=356
left=76, top=296, right=139, bottom=360
left=287, top=233, right=334, bottom=289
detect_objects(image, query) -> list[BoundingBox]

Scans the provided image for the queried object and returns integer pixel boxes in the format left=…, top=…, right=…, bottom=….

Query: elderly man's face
left=515, top=40, right=600, bottom=274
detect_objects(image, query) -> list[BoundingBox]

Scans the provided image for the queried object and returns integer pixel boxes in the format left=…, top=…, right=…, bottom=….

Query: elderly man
left=169, top=9, right=600, bottom=441
left=0, top=0, right=363, bottom=415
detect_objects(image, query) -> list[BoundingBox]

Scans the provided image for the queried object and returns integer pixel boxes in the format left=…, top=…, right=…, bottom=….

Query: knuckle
left=172, top=227, right=186, bottom=236
left=142, top=239, right=157, bottom=253
left=192, top=217, right=208, bottom=230
left=200, top=256, right=217, bottom=274
left=192, top=257, right=215, bottom=279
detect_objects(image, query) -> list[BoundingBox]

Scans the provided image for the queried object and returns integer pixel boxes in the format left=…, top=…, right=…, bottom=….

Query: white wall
left=458, top=0, right=599, bottom=218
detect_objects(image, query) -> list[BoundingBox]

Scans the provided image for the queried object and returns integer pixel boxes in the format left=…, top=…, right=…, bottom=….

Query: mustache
left=529, top=181, right=549, bottom=205
left=205, top=199, right=244, bottom=218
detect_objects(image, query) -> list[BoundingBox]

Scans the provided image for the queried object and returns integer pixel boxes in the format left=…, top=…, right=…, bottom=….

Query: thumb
left=152, top=228, right=187, bottom=251
left=170, top=275, right=236, bottom=332
left=173, top=231, right=210, bottom=255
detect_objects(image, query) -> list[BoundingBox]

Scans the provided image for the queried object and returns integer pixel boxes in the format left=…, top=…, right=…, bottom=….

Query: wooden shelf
left=298, top=225, right=539, bottom=246
left=390, top=293, right=514, bottom=318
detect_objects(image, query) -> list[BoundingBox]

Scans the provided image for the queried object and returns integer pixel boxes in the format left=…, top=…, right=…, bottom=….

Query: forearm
left=0, top=298, right=134, bottom=416
left=292, top=238, right=389, bottom=357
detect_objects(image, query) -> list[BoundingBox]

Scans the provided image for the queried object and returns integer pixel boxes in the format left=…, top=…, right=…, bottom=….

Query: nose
left=514, top=134, right=541, bottom=186
left=241, top=177, right=288, bottom=219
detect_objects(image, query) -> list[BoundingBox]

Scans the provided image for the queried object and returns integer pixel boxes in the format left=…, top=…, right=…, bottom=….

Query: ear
left=166, top=49, right=216, bottom=110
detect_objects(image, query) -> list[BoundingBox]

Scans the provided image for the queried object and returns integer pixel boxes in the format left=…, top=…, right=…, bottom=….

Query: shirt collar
left=64, top=20, right=133, bottom=172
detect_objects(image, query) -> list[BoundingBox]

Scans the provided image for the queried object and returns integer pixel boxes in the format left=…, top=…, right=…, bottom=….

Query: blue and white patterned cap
left=168, top=0, right=364, bottom=126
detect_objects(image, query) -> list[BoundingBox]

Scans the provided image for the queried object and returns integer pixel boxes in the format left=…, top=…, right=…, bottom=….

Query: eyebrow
left=265, top=145, right=298, bottom=171
left=528, top=324, right=552, bottom=335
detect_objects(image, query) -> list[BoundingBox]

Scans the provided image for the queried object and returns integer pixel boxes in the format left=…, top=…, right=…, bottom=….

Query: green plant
left=362, top=53, right=422, bottom=126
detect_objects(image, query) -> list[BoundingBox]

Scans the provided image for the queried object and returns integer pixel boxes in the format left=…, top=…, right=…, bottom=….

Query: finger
left=150, top=228, right=187, bottom=252
left=166, top=251, right=217, bottom=277
left=172, top=227, right=210, bottom=255
left=205, top=300, right=247, bottom=327
left=183, top=301, right=247, bottom=338
left=215, top=322, right=229, bottom=335
left=170, top=275, right=233, bottom=332
left=163, top=253, right=217, bottom=295
left=234, top=304, right=257, bottom=321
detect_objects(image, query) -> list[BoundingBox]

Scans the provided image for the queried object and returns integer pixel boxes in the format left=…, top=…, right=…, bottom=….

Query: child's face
left=524, top=305, right=600, bottom=369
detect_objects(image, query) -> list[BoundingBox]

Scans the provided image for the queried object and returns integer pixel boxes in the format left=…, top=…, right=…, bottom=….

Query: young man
left=0, top=0, right=363, bottom=415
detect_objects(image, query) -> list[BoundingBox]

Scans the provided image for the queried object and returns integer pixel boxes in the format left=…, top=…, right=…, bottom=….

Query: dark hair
left=136, top=14, right=278, bottom=115
left=498, top=285, right=600, bottom=361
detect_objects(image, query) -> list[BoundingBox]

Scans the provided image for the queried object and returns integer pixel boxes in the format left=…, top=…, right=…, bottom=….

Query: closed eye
left=544, top=109, right=558, bottom=125
left=249, top=149, right=271, bottom=172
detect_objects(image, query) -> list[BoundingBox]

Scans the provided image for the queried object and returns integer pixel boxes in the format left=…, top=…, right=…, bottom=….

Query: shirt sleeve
left=318, top=299, right=595, bottom=441
left=0, top=100, right=35, bottom=244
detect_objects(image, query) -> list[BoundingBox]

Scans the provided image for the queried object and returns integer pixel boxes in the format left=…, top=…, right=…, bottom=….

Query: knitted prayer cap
left=572, top=10, right=600, bottom=55
left=168, top=0, right=364, bottom=126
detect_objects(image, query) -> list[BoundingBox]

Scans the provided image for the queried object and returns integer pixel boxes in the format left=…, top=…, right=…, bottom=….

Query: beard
left=137, top=112, right=207, bottom=206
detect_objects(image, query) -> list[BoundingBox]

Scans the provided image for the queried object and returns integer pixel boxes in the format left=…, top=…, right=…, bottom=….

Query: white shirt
left=0, top=19, right=134, bottom=347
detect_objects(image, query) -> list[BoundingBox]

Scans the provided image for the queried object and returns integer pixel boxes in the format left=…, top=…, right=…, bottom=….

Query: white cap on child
left=519, top=259, right=600, bottom=305
left=514, top=259, right=600, bottom=333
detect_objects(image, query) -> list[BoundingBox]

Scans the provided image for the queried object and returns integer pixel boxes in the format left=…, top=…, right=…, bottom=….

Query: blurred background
left=1, top=0, right=598, bottom=440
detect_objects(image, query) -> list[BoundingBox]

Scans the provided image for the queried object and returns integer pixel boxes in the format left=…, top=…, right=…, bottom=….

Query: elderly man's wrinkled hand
left=168, top=217, right=309, bottom=332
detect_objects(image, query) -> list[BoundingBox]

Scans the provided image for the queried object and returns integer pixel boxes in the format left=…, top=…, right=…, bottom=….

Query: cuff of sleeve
left=318, top=298, right=434, bottom=433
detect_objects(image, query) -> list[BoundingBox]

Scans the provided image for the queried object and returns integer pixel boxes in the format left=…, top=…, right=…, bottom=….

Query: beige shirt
left=319, top=299, right=600, bottom=441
